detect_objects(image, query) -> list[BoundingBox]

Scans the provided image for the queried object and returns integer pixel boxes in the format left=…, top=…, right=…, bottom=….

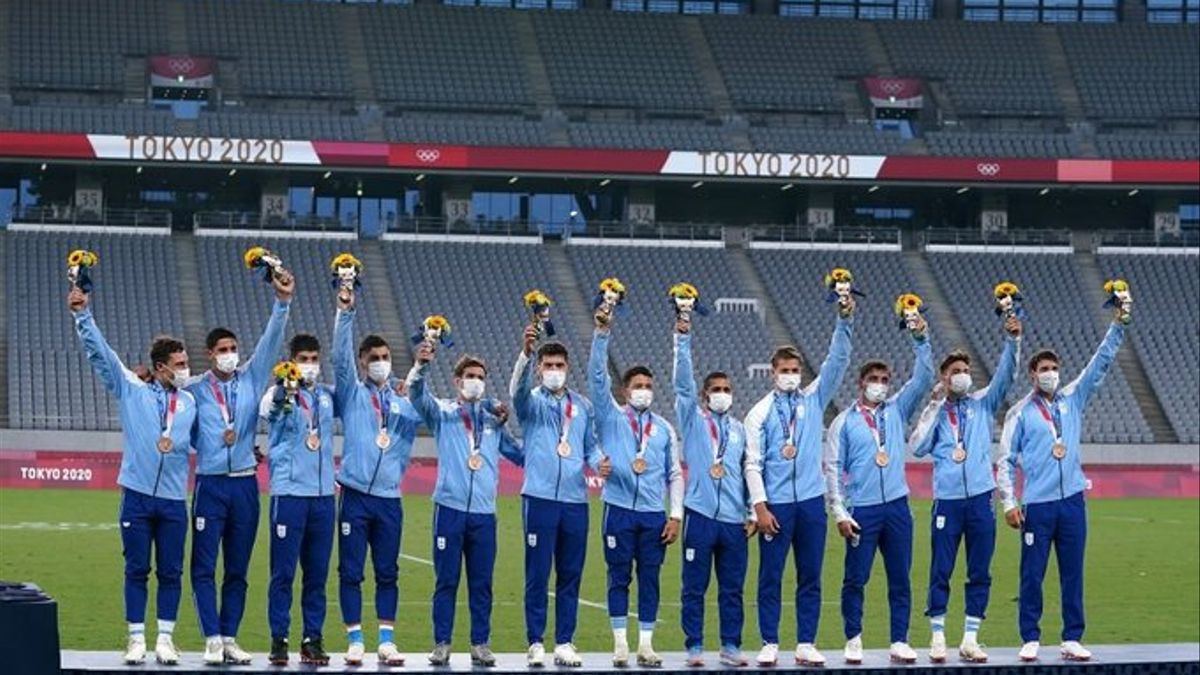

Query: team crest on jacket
left=390, top=402, right=401, bottom=414
left=194, top=517, right=205, bottom=532
left=276, top=524, right=287, bottom=539
left=342, top=522, right=351, bottom=536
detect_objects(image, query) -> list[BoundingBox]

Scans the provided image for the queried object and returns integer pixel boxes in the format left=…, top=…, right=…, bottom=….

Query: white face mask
left=629, top=389, right=654, bottom=411
left=949, top=372, right=972, bottom=395
left=775, top=373, right=802, bottom=393
left=541, top=369, right=567, bottom=392
left=864, top=382, right=889, bottom=404
left=460, top=377, right=486, bottom=401
left=298, top=363, right=321, bottom=385
left=166, top=367, right=190, bottom=388
left=707, top=392, right=733, bottom=414
left=1037, top=370, right=1060, bottom=394
left=214, top=352, right=239, bottom=374
left=367, top=360, right=392, bottom=384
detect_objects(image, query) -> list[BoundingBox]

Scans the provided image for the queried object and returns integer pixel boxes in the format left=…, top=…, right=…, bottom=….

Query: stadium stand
left=748, top=125, right=912, bottom=155
left=749, top=249, right=923, bottom=412
left=567, top=244, right=774, bottom=421
left=567, top=121, right=730, bottom=151
left=6, top=104, right=176, bottom=136
left=1093, top=132, right=1200, bottom=160
left=1098, top=253, right=1200, bottom=444
left=384, top=115, right=551, bottom=147
left=924, top=130, right=1081, bottom=158
left=925, top=251, right=1153, bottom=444
left=360, top=5, right=532, bottom=111
left=381, top=240, right=588, bottom=408
left=195, top=109, right=366, bottom=142
left=7, top=232, right=183, bottom=431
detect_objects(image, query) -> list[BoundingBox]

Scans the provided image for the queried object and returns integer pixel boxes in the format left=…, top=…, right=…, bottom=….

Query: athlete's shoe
left=1061, top=641, right=1092, bottom=662
left=269, top=638, right=289, bottom=666
left=959, top=638, right=988, bottom=663
left=470, top=644, right=497, bottom=667
left=527, top=642, right=546, bottom=667
left=428, top=642, right=452, bottom=666
left=223, top=639, right=253, bottom=665
left=795, top=643, right=825, bottom=666
left=756, top=643, right=779, bottom=666
left=301, top=637, right=330, bottom=666
left=719, top=645, right=748, bottom=667
left=929, top=631, right=948, bottom=663
left=843, top=636, right=864, bottom=665
left=1019, top=641, right=1040, bottom=662
left=378, top=641, right=406, bottom=666
left=202, top=637, right=224, bottom=665
left=155, top=635, right=179, bottom=666
left=123, top=636, right=147, bottom=665
left=685, top=647, right=704, bottom=668
left=554, top=643, right=583, bottom=667
left=636, top=644, right=663, bottom=668
left=345, top=641, right=365, bottom=666
left=612, top=637, right=630, bottom=668
left=890, top=642, right=918, bottom=664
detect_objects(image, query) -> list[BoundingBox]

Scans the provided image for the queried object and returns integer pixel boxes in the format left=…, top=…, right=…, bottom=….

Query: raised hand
left=272, top=269, right=295, bottom=302
left=522, top=324, right=539, bottom=356
left=336, top=288, right=355, bottom=311
left=67, top=287, right=88, bottom=312
left=1005, top=316, right=1023, bottom=338
left=674, top=316, right=690, bottom=335
left=415, top=342, right=436, bottom=365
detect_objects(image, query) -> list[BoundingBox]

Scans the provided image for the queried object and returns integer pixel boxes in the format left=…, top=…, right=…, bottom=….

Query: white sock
left=157, top=620, right=174, bottom=636
left=222, top=636, right=237, bottom=645
left=638, top=628, right=654, bottom=649
left=613, top=628, right=627, bottom=647
left=128, top=623, right=145, bottom=640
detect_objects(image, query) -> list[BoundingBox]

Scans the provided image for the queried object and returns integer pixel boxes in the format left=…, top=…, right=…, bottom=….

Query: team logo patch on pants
left=936, top=515, right=946, bottom=530
left=606, top=535, right=617, bottom=550
left=341, top=522, right=351, bottom=536
left=195, top=517, right=205, bottom=532
left=527, top=533, right=537, bottom=548
left=1025, top=532, right=1035, bottom=546
left=437, top=536, right=446, bottom=551
left=685, top=548, right=695, bottom=562
left=276, top=524, right=287, bottom=539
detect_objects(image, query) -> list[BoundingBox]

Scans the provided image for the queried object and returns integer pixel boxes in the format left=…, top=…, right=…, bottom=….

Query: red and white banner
left=148, top=55, right=215, bottom=89
left=863, top=77, right=924, bottom=109
left=1, top=451, right=1195, bottom=499
left=0, top=132, right=1197, bottom=186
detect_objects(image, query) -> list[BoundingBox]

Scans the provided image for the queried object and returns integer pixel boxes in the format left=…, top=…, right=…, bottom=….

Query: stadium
left=0, top=0, right=1198, bottom=673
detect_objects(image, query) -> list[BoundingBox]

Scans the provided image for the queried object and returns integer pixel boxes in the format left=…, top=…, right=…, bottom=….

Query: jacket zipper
left=878, top=465, right=886, bottom=504
left=152, top=454, right=165, bottom=497
left=467, top=469, right=476, bottom=513
left=366, top=449, right=383, bottom=495
left=554, top=455, right=562, bottom=501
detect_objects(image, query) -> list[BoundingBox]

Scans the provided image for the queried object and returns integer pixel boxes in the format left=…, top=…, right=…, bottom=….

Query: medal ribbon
left=458, top=403, right=482, bottom=455
left=160, top=387, right=179, bottom=437
left=859, top=403, right=887, bottom=450
left=208, top=373, right=236, bottom=429
left=625, top=407, right=653, bottom=457
left=774, top=393, right=799, bottom=447
left=298, top=389, right=318, bottom=436
left=945, top=399, right=966, bottom=448
left=1031, top=396, right=1063, bottom=444
left=555, top=394, right=575, bottom=446
left=703, top=411, right=728, bottom=464
left=371, top=388, right=389, bottom=435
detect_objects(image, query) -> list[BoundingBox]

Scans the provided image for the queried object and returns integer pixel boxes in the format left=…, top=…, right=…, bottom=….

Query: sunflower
left=824, top=267, right=853, bottom=288
left=524, top=290, right=553, bottom=309
left=330, top=252, right=363, bottom=273
left=994, top=281, right=1020, bottom=298
left=67, top=249, right=98, bottom=267
left=243, top=246, right=269, bottom=269
left=1104, top=279, right=1129, bottom=294
left=273, top=361, right=302, bottom=382
left=894, top=293, right=923, bottom=316
left=424, top=315, right=451, bottom=334
left=668, top=282, right=699, bottom=299
left=599, top=277, right=626, bottom=295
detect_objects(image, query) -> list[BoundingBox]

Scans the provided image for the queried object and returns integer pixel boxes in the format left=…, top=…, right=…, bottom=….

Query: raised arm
left=672, top=331, right=698, bottom=431
left=981, top=334, right=1020, bottom=412
left=896, top=332, right=935, bottom=421
left=810, top=316, right=854, bottom=408
left=245, top=297, right=291, bottom=390
left=332, top=307, right=359, bottom=413
left=71, top=292, right=134, bottom=399
left=995, top=402, right=1025, bottom=513
left=404, top=358, right=442, bottom=432
left=823, top=411, right=851, bottom=523
left=510, top=350, right=537, bottom=424
left=589, top=329, right=620, bottom=423
left=908, top=396, right=943, bottom=458
left=1064, top=322, right=1125, bottom=409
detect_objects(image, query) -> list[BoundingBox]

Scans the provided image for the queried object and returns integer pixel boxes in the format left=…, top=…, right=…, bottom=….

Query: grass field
left=0, top=489, right=1196, bottom=655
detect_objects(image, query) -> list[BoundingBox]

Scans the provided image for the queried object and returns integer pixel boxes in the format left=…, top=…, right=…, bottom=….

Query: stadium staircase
left=359, top=242, right=412, bottom=373
left=339, top=7, right=379, bottom=106
left=927, top=81, right=960, bottom=127
left=165, top=0, right=189, bottom=55
left=544, top=239, right=597, bottom=353
left=172, top=231, right=212, bottom=376
left=512, top=14, right=568, bottom=146
left=681, top=19, right=735, bottom=120
left=903, top=250, right=991, bottom=383
left=859, top=23, right=895, bottom=77
left=1037, top=26, right=1098, bottom=157
left=1075, top=251, right=1178, bottom=443
left=0, top=230, right=9, bottom=427
left=0, top=5, right=9, bottom=97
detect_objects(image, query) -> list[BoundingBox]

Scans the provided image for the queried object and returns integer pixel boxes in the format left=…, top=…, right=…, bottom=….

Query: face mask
left=298, top=363, right=321, bottom=385
left=707, top=392, right=733, bottom=414
left=864, top=382, right=889, bottom=404
left=367, top=360, right=392, bottom=384
left=776, top=373, right=802, bottom=393
left=166, top=367, right=190, bottom=388
left=214, top=352, right=239, bottom=374
left=460, top=377, right=486, bottom=401
left=1037, top=370, right=1060, bottom=394
left=949, top=372, right=972, bottom=395
left=629, top=389, right=654, bottom=411
left=541, top=370, right=567, bottom=392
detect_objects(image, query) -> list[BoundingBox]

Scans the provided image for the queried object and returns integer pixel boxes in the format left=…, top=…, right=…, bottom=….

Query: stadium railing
left=919, top=227, right=1073, bottom=248
left=1092, top=229, right=1200, bottom=249
left=10, top=206, right=173, bottom=230
left=751, top=225, right=901, bottom=246
left=569, top=220, right=725, bottom=242
left=192, top=210, right=349, bottom=233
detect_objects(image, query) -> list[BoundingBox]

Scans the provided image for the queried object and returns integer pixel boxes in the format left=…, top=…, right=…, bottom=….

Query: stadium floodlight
left=867, top=185, right=879, bottom=193
left=228, top=168, right=237, bottom=177
left=508, top=176, right=520, bottom=184
left=691, top=181, right=704, bottom=189
left=956, top=186, right=969, bottom=194
left=40, top=163, right=46, bottom=171
left=322, top=170, right=332, bottom=179
left=136, top=166, right=143, bottom=174
left=1128, top=189, right=1140, bottom=196
left=415, top=174, right=425, bottom=182
left=781, top=183, right=794, bottom=191
left=599, top=178, right=611, bottom=187
left=1039, top=188, right=1050, bottom=196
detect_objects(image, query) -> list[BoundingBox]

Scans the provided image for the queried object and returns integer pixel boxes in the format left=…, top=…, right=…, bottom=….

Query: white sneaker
left=843, top=635, right=863, bottom=664
left=719, top=647, right=748, bottom=667
left=378, top=641, right=406, bottom=666
left=1019, top=641, right=1040, bottom=662
left=554, top=643, right=583, bottom=667
left=202, top=637, right=224, bottom=665
left=123, top=636, right=147, bottom=665
left=345, top=641, right=365, bottom=666
left=155, top=635, right=180, bottom=665
left=755, top=643, right=779, bottom=666
left=1061, top=641, right=1092, bottom=661
left=890, top=641, right=918, bottom=664
left=223, top=639, right=252, bottom=665
left=527, top=642, right=546, bottom=667
left=636, top=643, right=662, bottom=668
left=613, top=636, right=629, bottom=667
left=795, top=643, right=825, bottom=666
left=929, top=632, right=947, bottom=663
left=959, top=637, right=988, bottom=663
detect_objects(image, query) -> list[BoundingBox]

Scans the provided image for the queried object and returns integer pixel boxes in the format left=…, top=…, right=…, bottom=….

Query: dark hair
left=621, top=365, right=654, bottom=386
left=149, top=336, right=186, bottom=367
left=771, top=345, right=803, bottom=368
left=205, top=327, right=237, bottom=351
left=357, top=334, right=389, bottom=359
left=1028, top=349, right=1060, bottom=372
left=858, top=359, right=890, bottom=381
left=940, top=350, right=971, bottom=374
left=703, top=371, right=731, bottom=391
left=290, top=333, right=320, bottom=357
left=537, top=341, right=569, bottom=363
left=455, top=354, right=488, bottom=377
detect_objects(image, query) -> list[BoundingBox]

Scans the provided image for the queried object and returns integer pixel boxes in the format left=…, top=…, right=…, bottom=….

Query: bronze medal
left=781, top=443, right=798, bottom=460
left=952, top=446, right=967, bottom=463
left=556, top=440, right=572, bottom=458
left=222, top=428, right=237, bottom=447
left=874, top=449, right=890, bottom=468
left=305, top=432, right=321, bottom=452
left=156, top=435, right=173, bottom=454
left=376, top=431, right=391, bottom=450
left=468, top=454, right=484, bottom=471
left=709, top=463, right=725, bottom=479
left=631, top=457, right=647, bottom=475
left=1052, top=442, right=1067, bottom=460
